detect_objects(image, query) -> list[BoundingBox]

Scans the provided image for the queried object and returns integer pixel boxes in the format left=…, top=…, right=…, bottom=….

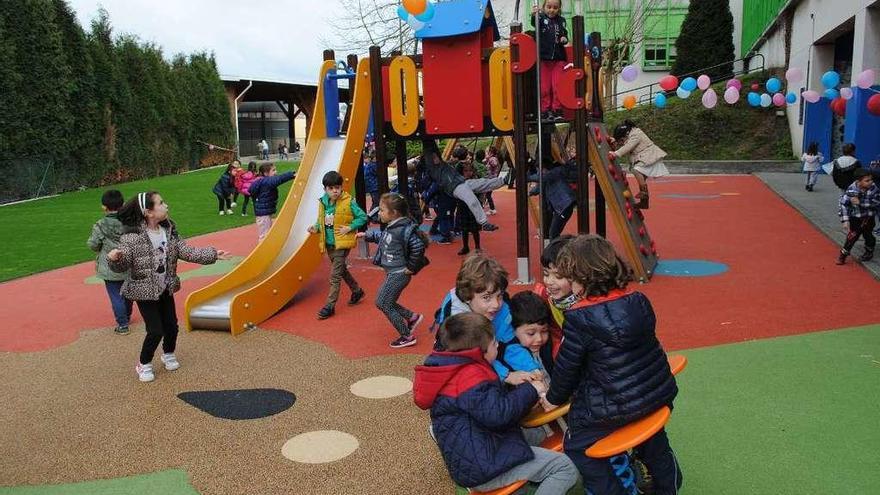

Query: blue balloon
left=747, top=92, right=761, bottom=107
left=824, top=88, right=839, bottom=99
left=680, top=77, right=697, bottom=92
left=821, top=70, right=840, bottom=89
left=654, top=93, right=667, bottom=108
left=765, top=77, right=782, bottom=93
left=785, top=92, right=797, bottom=104
left=397, top=4, right=409, bottom=21
left=414, top=2, right=435, bottom=21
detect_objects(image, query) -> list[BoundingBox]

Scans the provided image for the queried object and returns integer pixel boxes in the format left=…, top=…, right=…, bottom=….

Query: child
left=307, top=171, right=368, bottom=320
left=87, top=189, right=133, bottom=336
left=484, top=146, right=502, bottom=214
left=541, top=234, right=681, bottom=495
left=455, top=157, right=482, bottom=256
left=508, top=291, right=556, bottom=382
left=107, top=192, right=230, bottom=382
left=801, top=142, right=824, bottom=192
left=532, top=0, right=569, bottom=121
left=413, top=312, right=579, bottom=494
left=535, top=234, right=576, bottom=331
left=363, top=151, right=380, bottom=213
left=229, top=159, right=242, bottom=207
left=830, top=143, right=861, bottom=191
left=433, top=253, right=541, bottom=384
left=360, top=193, right=429, bottom=348
left=235, top=161, right=258, bottom=216
left=212, top=162, right=237, bottom=215
left=836, top=168, right=878, bottom=265
left=248, top=162, right=296, bottom=241
left=609, top=119, right=668, bottom=209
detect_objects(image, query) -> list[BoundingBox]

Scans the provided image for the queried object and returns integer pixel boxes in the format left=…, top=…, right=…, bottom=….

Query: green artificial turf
left=0, top=469, right=199, bottom=494
left=0, top=162, right=297, bottom=282
left=669, top=324, right=880, bottom=494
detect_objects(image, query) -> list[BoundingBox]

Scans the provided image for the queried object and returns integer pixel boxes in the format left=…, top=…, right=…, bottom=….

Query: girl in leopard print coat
left=108, top=191, right=230, bottom=383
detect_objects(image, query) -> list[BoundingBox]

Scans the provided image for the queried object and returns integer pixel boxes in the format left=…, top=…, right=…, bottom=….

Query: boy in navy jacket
left=413, top=313, right=578, bottom=493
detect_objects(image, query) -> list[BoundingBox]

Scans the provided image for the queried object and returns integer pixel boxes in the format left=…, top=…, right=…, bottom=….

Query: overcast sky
left=67, top=0, right=347, bottom=84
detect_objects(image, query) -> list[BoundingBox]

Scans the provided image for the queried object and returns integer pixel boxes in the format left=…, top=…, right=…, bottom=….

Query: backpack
left=403, top=222, right=430, bottom=274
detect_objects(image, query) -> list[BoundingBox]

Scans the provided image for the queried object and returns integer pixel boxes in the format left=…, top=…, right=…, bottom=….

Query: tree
left=322, top=0, right=419, bottom=55
left=671, top=0, right=734, bottom=79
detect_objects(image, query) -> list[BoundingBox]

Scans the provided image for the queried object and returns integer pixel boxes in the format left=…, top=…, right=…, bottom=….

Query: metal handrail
left=609, top=54, right=767, bottom=110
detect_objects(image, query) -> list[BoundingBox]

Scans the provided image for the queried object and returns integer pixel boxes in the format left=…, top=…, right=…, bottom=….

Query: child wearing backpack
left=248, top=162, right=296, bottom=241
left=360, top=193, right=429, bottom=348
left=829, top=143, right=862, bottom=191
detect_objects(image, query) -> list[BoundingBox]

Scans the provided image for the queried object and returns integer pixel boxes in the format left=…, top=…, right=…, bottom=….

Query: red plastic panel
left=557, top=67, right=584, bottom=110
left=509, top=33, right=536, bottom=73
left=423, top=33, right=484, bottom=135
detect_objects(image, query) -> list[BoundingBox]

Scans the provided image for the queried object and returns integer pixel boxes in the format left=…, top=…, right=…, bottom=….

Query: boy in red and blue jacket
left=413, top=313, right=578, bottom=493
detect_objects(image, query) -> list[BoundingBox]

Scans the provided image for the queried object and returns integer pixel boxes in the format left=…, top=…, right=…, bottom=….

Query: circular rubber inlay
left=655, top=259, right=729, bottom=277
left=282, top=430, right=359, bottom=463
left=350, top=375, right=412, bottom=399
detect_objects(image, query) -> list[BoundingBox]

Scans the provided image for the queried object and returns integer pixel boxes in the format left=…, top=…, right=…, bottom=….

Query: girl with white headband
left=108, top=191, right=230, bottom=382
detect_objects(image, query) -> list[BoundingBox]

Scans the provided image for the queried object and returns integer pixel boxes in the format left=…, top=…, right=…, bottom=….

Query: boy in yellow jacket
left=308, top=171, right=368, bottom=319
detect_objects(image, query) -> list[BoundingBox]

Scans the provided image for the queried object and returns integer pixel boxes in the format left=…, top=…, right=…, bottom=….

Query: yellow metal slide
left=185, top=58, right=373, bottom=335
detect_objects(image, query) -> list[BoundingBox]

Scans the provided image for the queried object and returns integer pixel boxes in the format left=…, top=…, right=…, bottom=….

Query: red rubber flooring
left=3, top=175, right=879, bottom=355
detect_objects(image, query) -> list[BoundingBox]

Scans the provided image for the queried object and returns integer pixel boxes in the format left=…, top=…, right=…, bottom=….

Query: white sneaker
left=230, top=202, right=237, bottom=208
left=219, top=211, right=225, bottom=216
left=160, top=353, right=180, bottom=371
left=136, top=362, right=155, bottom=382
left=226, top=209, right=234, bottom=215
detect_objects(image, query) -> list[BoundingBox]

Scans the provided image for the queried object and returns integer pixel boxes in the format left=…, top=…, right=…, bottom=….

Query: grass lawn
left=0, top=161, right=299, bottom=283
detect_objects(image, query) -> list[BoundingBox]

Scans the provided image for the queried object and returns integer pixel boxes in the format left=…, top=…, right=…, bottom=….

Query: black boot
left=836, top=250, right=848, bottom=265
left=860, top=248, right=874, bottom=262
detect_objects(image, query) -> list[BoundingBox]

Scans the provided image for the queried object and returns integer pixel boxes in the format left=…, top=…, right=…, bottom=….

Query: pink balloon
left=726, top=79, right=742, bottom=90
left=723, top=86, right=740, bottom=104
left=856, top=69, right=876, bottom=89
left=840, top=87, right=854, bottom=100
left=701, top=88, right=717, bottom=109
left=801, top=90, right=821, bottom=103
left=697, top=75, right=711, bottom=91
left=772, top=93, right=786, bottom=107
left=785, top=67, right=804, bottom=84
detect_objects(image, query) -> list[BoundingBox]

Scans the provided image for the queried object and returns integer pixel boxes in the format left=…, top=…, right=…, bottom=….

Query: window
left=643, top=39, right=676, bottom=69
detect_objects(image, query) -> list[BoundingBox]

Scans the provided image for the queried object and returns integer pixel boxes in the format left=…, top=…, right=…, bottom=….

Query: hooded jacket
left=248, top=171, right=296, bottom=216
left=545, top=290, right=677, bottom=449
left=413, top=347, right=538, bottom=488
left=87, top=212, right=127, bottom=281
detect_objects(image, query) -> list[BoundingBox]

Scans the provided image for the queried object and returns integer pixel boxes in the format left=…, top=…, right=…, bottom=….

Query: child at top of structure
left=213, top=162, right=238, bottom=216
left=360, top=192, right=429, bottom=349
left=248, top=162, right=296, bottom=241
left=413, top=312, right=579, bottom=494
left=836, top=168, right=879, bottom=265
left=452, top=148, right=483, bottom=256
left=234, top=161, right=259, bottom=216
left=432, top=253, right=542, bottom=384
left=830, top=143, right=862, bottom=191
left=540, top=234, right=681, bottom=495
left=531, top=0, right=569, bottom=122
left=107, top=191, right=230, bottom=383
left=801, top=142, right=824, bottom=192
left=507, top=291, right=556, bottom=383
left=87, top=189, right=133, bottom=336
left=307, top=171, right=368, bottom=320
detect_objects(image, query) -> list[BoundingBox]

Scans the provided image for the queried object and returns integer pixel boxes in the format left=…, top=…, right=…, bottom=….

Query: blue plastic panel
left=844, top=86, right=880, bottom=164
left=414, top=0, right=499, bottom=40
left=803, top=99, right=832, bottom=159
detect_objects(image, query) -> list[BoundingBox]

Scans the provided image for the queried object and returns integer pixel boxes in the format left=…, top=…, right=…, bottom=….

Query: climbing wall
left=587, top=123, right=659, bottom=282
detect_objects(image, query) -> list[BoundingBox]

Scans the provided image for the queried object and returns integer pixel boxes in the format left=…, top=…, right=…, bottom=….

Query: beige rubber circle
left=349, top=375, right=412, bottom=399
left=282, top=430, right=359, bottom=463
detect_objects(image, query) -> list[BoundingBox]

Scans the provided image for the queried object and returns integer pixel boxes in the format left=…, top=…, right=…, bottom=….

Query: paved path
left=756, top=172, right=880, bottom=279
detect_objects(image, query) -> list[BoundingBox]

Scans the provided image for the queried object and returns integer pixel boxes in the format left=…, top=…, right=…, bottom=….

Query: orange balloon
left=402, top=0, right=427, bottom=15
left=623, top=95, right=637, bottom=110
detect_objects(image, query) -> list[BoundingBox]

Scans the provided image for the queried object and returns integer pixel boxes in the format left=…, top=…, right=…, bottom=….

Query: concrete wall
left=749, top=0, right=879, bottom=156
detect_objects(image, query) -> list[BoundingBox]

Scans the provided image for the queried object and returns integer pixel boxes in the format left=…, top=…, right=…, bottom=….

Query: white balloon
left=840, top=87, right=854, bottom=100
left=760, top=93, right=772, bottom=107
left=407, top=17, right=425, bottom=31
left=702, top=88, right=718, bottom=108
left=723, top=86, right=740, bottom=104
left=676, top=87, right=691, bottom=99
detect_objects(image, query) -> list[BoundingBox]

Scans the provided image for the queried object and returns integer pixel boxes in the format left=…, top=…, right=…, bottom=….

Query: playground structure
left=185, top=0, right=659, bottom=335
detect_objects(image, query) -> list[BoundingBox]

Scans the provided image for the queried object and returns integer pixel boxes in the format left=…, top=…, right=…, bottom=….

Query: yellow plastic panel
left=488, top=48, right=513, bottom=131
left=388, top=56, right=419, bottom=137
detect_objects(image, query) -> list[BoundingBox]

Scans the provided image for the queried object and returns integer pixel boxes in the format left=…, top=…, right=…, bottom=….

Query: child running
left=836, top=168, right=878, bottom=265
left=360, top=193, right=429, bottom=348
left=107, top=191, right=230, bottom=382
left=249, top=162, right=296, bottom=241
left=87, top=189, right=133, bottom=336
left=540, top=234, right=681, bottom=495
left=413, top=312, right=579, bottom=494
left=307, top=171, right=367, bottom=320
